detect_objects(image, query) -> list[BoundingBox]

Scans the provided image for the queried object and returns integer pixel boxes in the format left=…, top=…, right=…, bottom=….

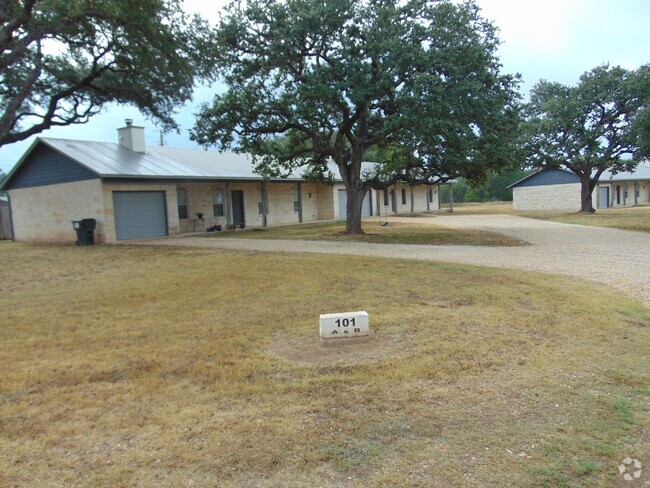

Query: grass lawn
left=450, top=202, right=650, bottom=233
left=205, top=220, right=523, bottom=246
left=0, top=243, right=648, bottom=487
left=521, top=206, right=650, bottom=233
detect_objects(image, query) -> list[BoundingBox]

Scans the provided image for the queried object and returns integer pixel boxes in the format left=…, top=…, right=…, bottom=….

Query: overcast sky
left=1, top=0, right=649, bottom=173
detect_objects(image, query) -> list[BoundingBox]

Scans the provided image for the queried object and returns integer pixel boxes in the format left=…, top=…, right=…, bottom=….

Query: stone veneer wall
left=513, top=183, right=581, bottom=211
left=607, top=181, right=650, bottom=207
left=171, top=181, right=330, bottom=232
left=9, top=179, right=106, bottom=243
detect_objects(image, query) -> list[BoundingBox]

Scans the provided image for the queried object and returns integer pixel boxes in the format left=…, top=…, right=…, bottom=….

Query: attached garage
left=113, top=191, right=168, bottom=240
left=338, top=189, right=372, bottom=219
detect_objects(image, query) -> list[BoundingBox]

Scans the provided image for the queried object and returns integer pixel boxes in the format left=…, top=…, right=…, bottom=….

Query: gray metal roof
left=39, top=137, right=335, bottom=181
left=600, top=163, right=650, bottom=182
left=509, top=164, right=650, bottom=189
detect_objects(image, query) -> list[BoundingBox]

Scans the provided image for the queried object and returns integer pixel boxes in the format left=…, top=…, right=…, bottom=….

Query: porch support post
left=261, top=181, right=268, bottom=227
left=449, top=183, right=454, bottom=212
left=225, top=181, right=232, bottom=226
left=426, top=186, right=430, bottom=211
left=297, top=182, right=303, bottom=223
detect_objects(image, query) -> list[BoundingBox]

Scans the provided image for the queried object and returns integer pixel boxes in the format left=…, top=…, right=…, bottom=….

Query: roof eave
left=99, top=174, right=343, bottom=183
left=507, top=169, right=543, bottom=189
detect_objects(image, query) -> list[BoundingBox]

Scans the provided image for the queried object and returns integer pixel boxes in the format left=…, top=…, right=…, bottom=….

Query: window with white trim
left=177, top=187, right=188, bottom=219
left=293, top=187, right=300, bottom=212
left=213, top=188, right=224, bottom=217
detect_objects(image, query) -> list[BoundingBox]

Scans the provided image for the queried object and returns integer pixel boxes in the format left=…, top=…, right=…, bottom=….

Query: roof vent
left=117, top=121, right=145, bottom=153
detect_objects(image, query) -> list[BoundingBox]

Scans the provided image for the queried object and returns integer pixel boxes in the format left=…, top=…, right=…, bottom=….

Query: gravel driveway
left=137, top=215, right=650, bottom=308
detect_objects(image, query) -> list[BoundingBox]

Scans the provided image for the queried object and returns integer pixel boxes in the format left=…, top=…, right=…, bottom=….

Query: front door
left=231, top=190, right=245, bottom=226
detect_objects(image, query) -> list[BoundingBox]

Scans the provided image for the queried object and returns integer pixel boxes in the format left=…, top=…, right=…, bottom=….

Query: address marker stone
left=319, top=311, right=369, bottom=339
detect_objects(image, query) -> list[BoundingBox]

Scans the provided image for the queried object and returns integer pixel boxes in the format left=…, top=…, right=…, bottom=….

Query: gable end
left=510, top=169, right=580, bottom=188
left=5, top=142, right=98, bottom=190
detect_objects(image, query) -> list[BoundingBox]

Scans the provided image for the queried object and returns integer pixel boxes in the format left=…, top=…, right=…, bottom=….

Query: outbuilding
left=509, top=166, right=650, bottom=211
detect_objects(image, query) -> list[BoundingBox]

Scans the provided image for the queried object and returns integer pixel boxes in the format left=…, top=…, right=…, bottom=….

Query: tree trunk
left=344, top=184, right=366, bottom=234
left=579, top=175, right=596, bottom=213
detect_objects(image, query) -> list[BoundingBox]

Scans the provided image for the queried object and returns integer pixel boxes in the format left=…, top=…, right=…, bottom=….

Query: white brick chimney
left=117, top=119, right=146, bottom=152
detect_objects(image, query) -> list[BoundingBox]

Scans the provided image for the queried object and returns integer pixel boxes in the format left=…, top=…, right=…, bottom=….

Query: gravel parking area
left=136, top=215, right=650, bottom=308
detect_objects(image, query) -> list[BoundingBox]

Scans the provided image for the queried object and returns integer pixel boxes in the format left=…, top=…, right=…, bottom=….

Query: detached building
left=509, top=166, right=650, bottom=211
left=0, top=123, right=442, bottom=243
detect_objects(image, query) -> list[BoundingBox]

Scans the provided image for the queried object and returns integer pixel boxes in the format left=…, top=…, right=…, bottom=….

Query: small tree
left=0, top=0, right=213, bottom=147
left=521, top=64, right=650, bottom=212
left=192, top=0, right=520, bottom=233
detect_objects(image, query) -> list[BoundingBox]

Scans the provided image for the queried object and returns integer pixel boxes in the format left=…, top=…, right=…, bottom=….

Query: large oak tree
left=521, top=64, right=650, bottom=212
left=192, top=0, right=520, bottom=233
left=0, top=0, right=213, bottom=147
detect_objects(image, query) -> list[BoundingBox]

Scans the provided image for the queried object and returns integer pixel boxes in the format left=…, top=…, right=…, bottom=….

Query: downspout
left=437, top=185, right=441, bottom=210
left=410, top=184, right=414, bottom=214
left=426, top=186, right=430, bottom=211
left=634, top=182, right=638, bottom=206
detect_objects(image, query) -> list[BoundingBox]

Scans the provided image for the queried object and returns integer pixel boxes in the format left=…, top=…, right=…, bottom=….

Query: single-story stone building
left=0, top=123, right=443, bottom=243
left=509, top=166, right=650, bottom=211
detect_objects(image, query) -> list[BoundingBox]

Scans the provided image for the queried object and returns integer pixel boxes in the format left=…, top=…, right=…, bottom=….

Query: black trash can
left=72, top=218, right=96, bottom=245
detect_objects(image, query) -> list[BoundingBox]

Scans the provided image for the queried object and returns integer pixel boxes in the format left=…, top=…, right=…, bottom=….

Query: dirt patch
left=267, top=331, right=414, bottom=365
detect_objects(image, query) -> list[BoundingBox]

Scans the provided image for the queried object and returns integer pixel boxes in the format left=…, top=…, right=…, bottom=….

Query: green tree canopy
left=440, top=169, right=530, bottom=204
left=191, top=0, right=520, bottom=233
left=521, top=64, right=650, bottom=212
left=0, top=0, right=214, bottom=147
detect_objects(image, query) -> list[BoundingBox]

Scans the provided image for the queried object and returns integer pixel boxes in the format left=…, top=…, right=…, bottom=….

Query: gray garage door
left=113, top=191, right=168, bottom=240
left=338, top=189, right=371, bottom=219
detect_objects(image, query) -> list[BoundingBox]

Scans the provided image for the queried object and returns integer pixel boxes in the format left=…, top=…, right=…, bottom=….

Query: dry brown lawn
left=449, top=202, right=650, bottom=233
left=207, top=220, right=523, bottom=246
left=521, top=205, right=650, bottom=233
left=0, top=242, right=648, bottom=487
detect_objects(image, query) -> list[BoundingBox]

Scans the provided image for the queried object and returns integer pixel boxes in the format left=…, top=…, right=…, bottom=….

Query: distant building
left=508, top=166, right=650, bottom=211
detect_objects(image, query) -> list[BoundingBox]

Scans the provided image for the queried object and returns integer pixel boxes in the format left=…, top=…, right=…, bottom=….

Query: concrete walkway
left=135, top=215, right=650, bottom=308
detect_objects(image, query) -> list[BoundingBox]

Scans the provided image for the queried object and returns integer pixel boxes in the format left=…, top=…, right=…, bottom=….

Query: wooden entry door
left=231, top=190, right=245, bottom=226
